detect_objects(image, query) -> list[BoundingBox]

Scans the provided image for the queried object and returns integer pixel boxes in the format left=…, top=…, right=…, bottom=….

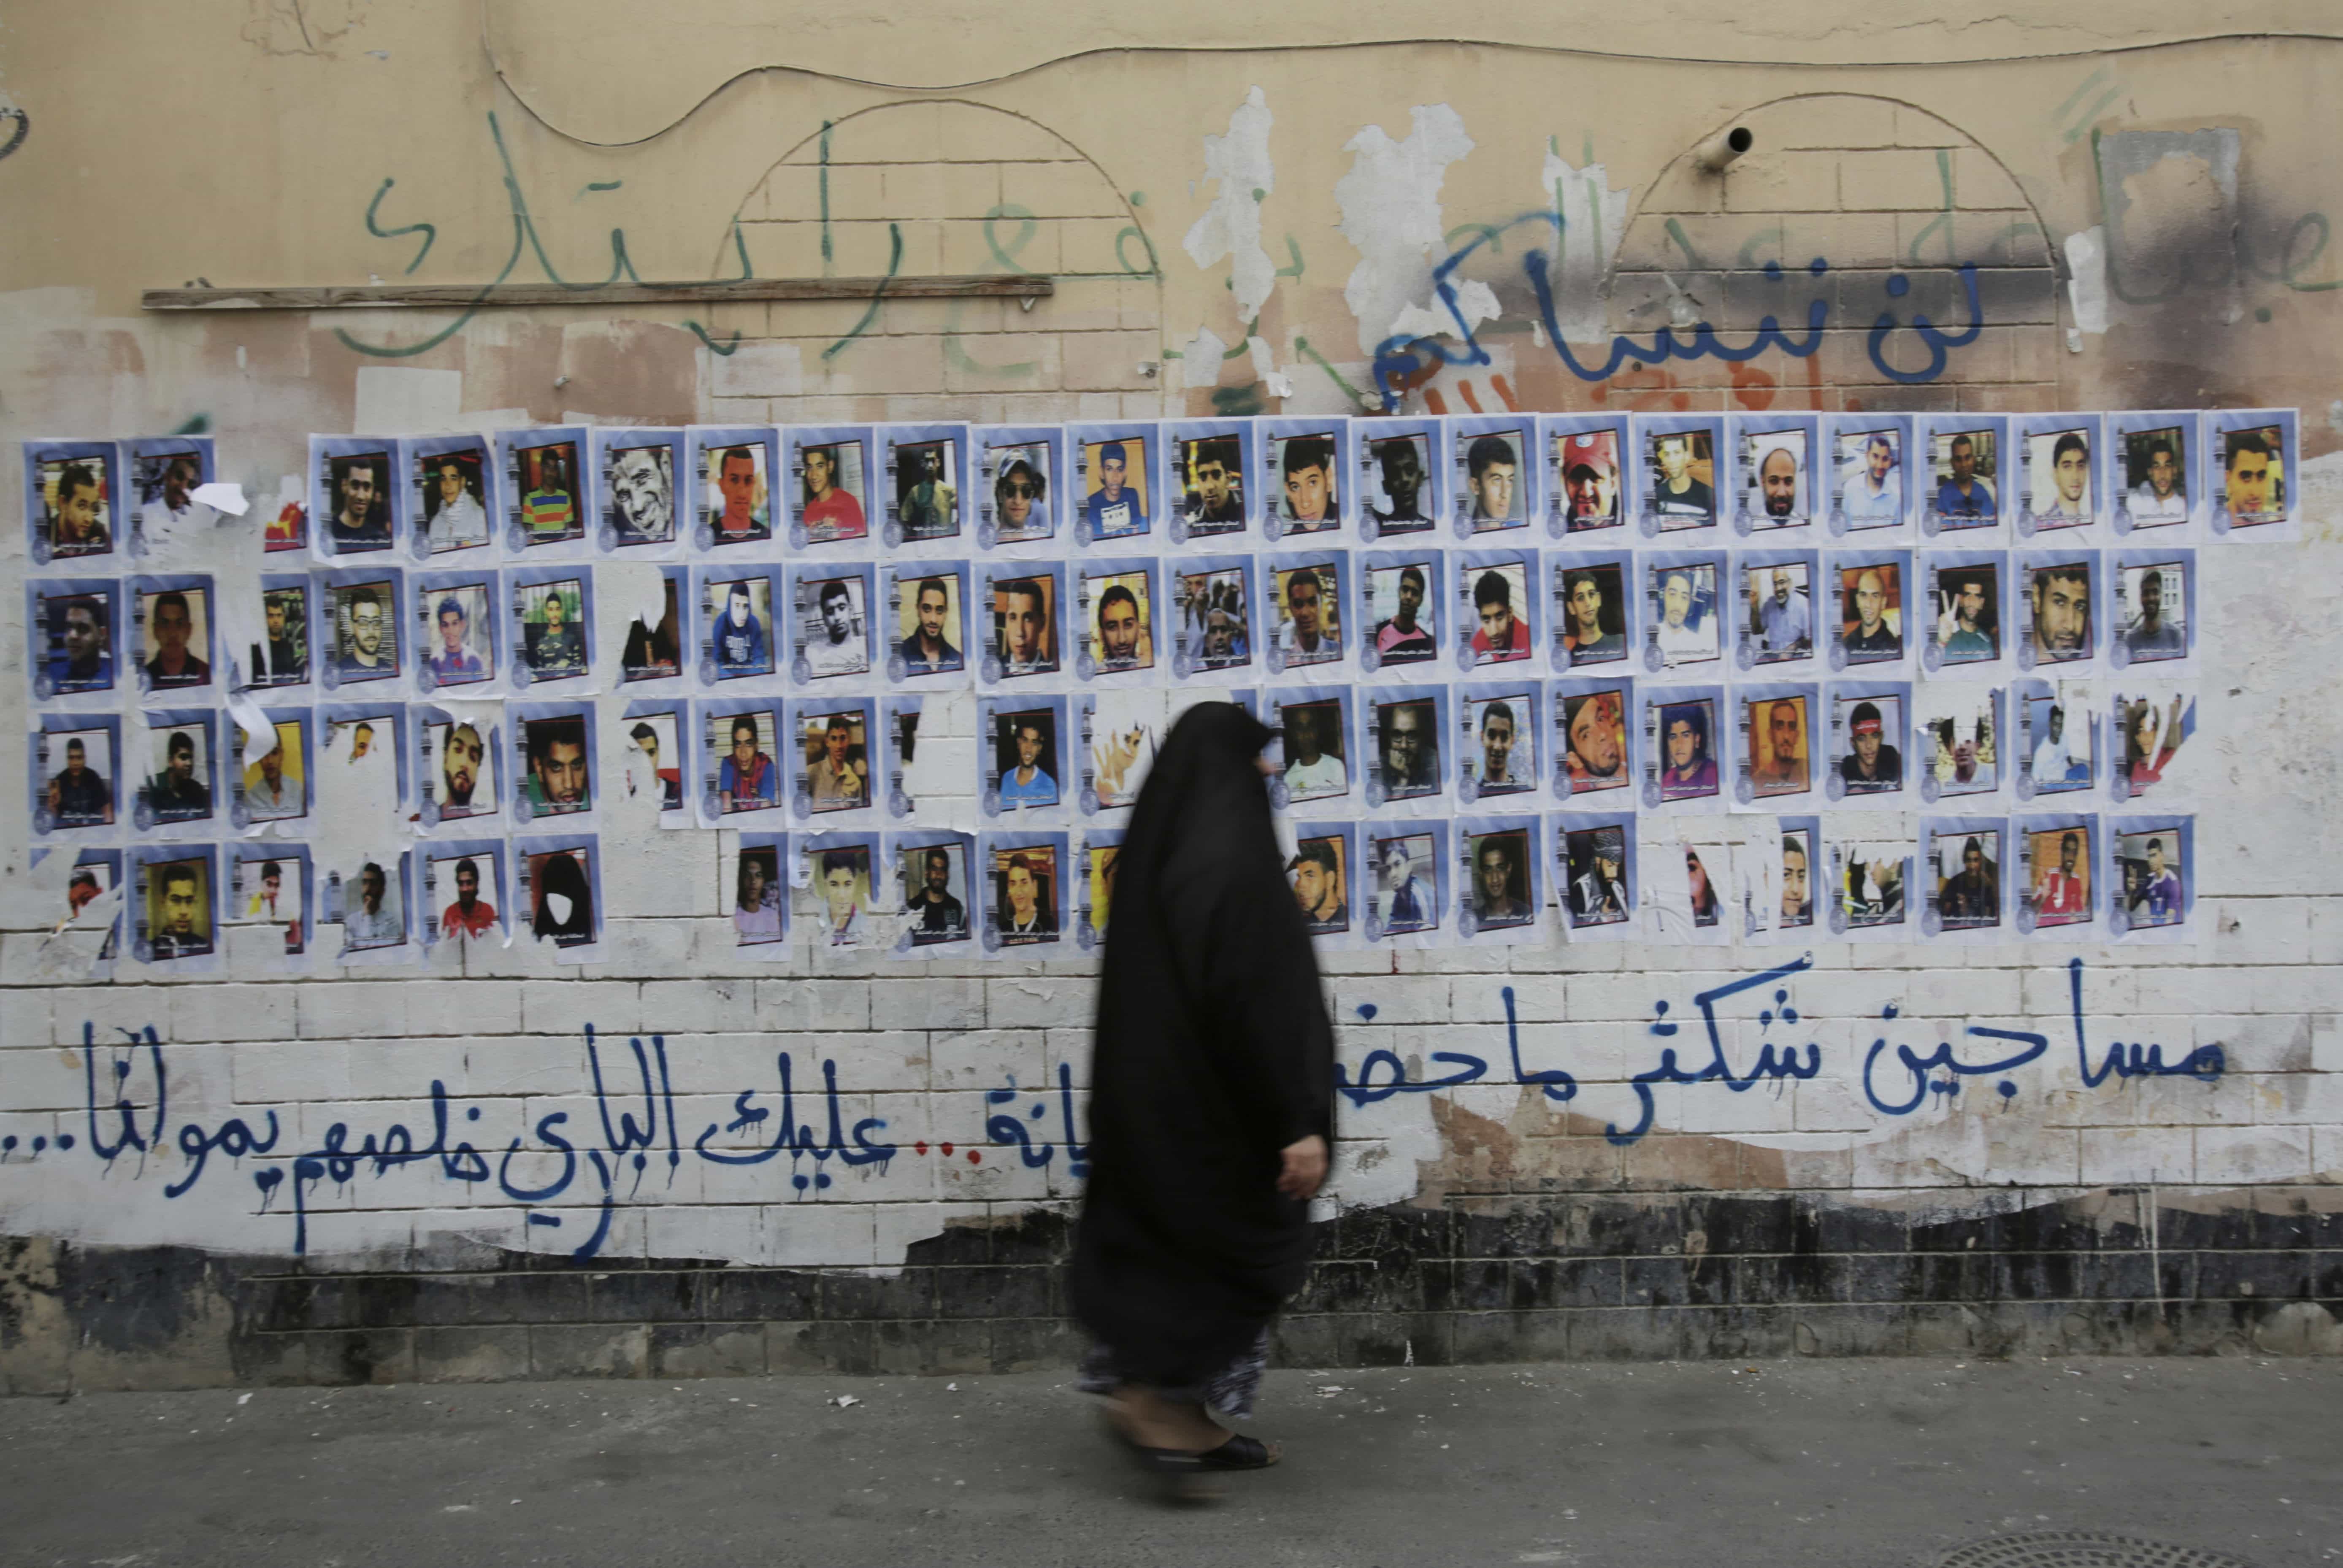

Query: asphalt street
left=0, top=1357, right=2335, bottom=1567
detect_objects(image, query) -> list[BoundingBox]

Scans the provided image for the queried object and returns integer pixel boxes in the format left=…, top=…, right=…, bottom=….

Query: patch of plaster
left=1182, top=87, right=1277, bottom=324
left=1539, top=151, right=1630, bottom=344
left=2064, top=225, right=2109, bottom=337
left=1335, top=104, right=1477, bottom=357
left=2092, top=128, right=2244, bottom=326
left=2294, top=447, right=2343, bottom=544
left=709, top=341, right=804, bottom=401
left=1177, top=326, right=1230, bottom=391
left=1245, top=334, right=1277, bottom=383
left=353, top=366, right=464, bottom=432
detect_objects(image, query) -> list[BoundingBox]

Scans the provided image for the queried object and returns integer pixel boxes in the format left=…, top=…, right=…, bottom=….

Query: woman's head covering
left=1114, top=701, right=1273, bottom=889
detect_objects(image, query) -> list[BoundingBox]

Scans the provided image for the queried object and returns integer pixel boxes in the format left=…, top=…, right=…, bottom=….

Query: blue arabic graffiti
left=1861, top=956, right=2222, bottom=1114
left=1366, top=209, right=1986, bottom=408
left=21, top=957, right=2218, bottom=1260
left=57, top=1024, right=902, bottom=1261
left=1601, top=957, right=1826, bottom=1146
left=985, top=1063, right=1091, bottom=1180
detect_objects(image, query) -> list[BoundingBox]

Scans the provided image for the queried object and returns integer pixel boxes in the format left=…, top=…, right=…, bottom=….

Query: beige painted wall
left=2, top=3, right=2338, bottom=459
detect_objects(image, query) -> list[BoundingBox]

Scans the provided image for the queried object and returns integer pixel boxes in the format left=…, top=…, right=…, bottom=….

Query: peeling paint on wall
left=1182, top=87, right=1278, bottom=323
left=1177, top=325, right=1231, bottom=389
left=1537, top=149, right=1630, bottom=344
left=2064, top=224, right=2109, bottom=337
left=352, top=366, right=464, bottom=432
left=2093, top=128, right=2244, bottom=321
left=1336, top=103, right=1479, bottom=356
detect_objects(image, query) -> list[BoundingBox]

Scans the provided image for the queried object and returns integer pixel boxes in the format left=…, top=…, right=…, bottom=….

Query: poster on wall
left=1261, top=418, right=1351, bottom=540
left=1539, top=414, right=1630, bottom=540
left=1823, top=414, right=1913, bottom=537
left=24, top=440, right=121, bottom=565
left=405, top=433, right=496, bottom=561
left=421, top=839, right=507, bottom=951
left=696, top=425, right=784, bottom=551
left=27, top=577, right=122, bottom=706
left=496, top=427, right=591, bottom=559
left=1728, top=412, right=1819, bottom=536
left=125, top=436, right=219, bottom=561
left=879, top=423, right=970, bottom=551
left=593, top=427, right=686, bottom=557
left=1167, top=418, right=1258, bottom=546
left=973, top=425, right=1064, bottom=552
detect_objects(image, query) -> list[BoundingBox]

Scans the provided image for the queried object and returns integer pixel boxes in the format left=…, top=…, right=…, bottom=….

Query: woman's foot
left=1107, top=1386, right=1226, bottom=1453
left=1106, top=1387, right=1281, bottom=1466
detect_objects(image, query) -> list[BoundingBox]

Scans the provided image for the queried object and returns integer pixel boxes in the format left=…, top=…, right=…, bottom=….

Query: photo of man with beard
left=1840, top=564, right=1902, bottom=661
left=904, top=843, right=968, bottom=943
left=1747, top=435, right=1806, bottom=525
left=1562, top=566, right=1626, bottom=663
left=2029, top=560, right=2093, bottom=663
left=1557, top=429, right=1621, bottom=532
left=1288, top=838, right=1347, bottom=934
left=336, top=583, right=398, bottom=681
left=1085, top=571, right=1152, bottom=674
left=899, top=574, right=966, bottom=675
left=438, top=721, right=490, bottom=818
left=326, top=452, right=392, bottom=551
left=606, top=441, right=676, bottom=544
left=439, top=856, right=497, bottom=939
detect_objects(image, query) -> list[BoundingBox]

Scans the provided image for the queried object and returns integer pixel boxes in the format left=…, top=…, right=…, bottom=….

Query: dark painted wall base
left=6, top=1193, right=2340, bottom=1392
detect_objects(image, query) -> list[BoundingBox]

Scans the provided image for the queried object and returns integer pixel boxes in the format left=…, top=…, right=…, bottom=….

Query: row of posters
left=28, top=674, right=2200, bottom=842
left=21, top=406, right=2300, bottom=573
left=25, top=543, right=2204, bottom=715
left=34, top=803, right=2197, bottom=974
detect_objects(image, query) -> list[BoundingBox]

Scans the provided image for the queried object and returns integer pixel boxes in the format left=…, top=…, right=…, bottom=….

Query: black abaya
left=1070, top=703, right=1336, bottom=1393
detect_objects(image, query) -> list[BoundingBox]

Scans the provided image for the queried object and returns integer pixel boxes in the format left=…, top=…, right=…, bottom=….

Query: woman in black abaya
left=1071, top=702, right=1335, bottom=1477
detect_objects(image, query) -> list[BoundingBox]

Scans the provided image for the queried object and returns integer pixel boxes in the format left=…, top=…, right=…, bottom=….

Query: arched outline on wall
left=1633, top=92, right=2063, bottom=286
left=717, top=99, right=1163, bottom=364
left=1371, top=88, right=2067, bottom=406
left=716, top=98, right=1158, bottom=281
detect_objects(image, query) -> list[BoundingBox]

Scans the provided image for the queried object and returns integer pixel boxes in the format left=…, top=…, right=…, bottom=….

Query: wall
left=2, top=3, right=2341, bottom=1391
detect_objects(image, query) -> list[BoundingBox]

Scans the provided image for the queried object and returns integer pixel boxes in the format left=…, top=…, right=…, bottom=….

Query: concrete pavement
left=0, top=1357, right=2336, bottom=1567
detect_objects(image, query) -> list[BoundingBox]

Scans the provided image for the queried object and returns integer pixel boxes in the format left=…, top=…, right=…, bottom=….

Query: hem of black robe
left=1075, top=1326, right=1273, bottom=1420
